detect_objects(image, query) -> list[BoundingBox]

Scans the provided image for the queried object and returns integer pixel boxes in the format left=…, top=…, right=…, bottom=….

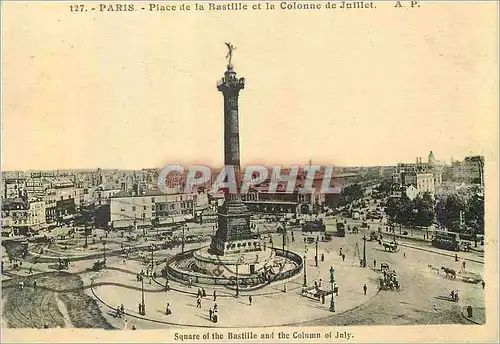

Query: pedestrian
left=321, top=294, right=325, bottom=304
left=197, top=288, right=201, bottom=298
left=319, top=278, right=322, bottom=288
left=403, top=252, right=406, bottom=258
left=481, top=280, right=485, bottom=289
left=202, top=287, right=206, bottom=297
left=165, top=303, right=171, bottom=315
left=120, top=304, right=124, bottom=315
left=165, top=281, right=170, bottom=291
left=373, top=259, right=377, bottom=268
left=321, top=253, right=325, bottom=262
left=334, top=283, right=339, bottom=296
left=209, top=308, right=213, bottom=321
left=462, top=261, right=466, bottom=269
left=342, top=254, right=345, bottom=261
left=188, top=278, right=193, bottom=288
left=116, top=306, right=121, bottom=318
left=33, top=280, right=37, bottom=289
left=123, top=319, right=128, bottom=330
left=28, top=267, right=33, bottom=274
left=248, top=295, right=252, bottom=306
left=213, top=302, right=218, bottom=312
left=213, top=290, right=217, bottom=301
left=131, top=325, right=136, bottom=330
left=138, top=303, right=142, bottom=314
left=363, top=284, right=367, bottom=295
left=339, top=248, right=343, bottom=256
left=314, top=281, right=318, bottom=289
left=213, top=309, right=218, bottom=323
left=450, top=290, right=455, bottom=301
left=149, top=277, right=152, bottom=284
left=197, top=297, right=202, bottom=308
left=20, top=281, right=24, bottom=290
left=283, top=283, right=287, bottom=293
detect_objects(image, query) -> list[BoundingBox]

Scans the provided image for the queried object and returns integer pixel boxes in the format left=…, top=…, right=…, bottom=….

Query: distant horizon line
left=1, top=157, right=482, bottom=174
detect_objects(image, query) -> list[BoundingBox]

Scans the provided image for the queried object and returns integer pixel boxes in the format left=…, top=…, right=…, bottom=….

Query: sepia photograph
left=1, top=1, right=498, bottom=342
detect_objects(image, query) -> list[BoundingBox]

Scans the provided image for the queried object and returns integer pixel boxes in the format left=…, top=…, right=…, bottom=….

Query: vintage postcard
left=1, top=0, right=498, bottom=343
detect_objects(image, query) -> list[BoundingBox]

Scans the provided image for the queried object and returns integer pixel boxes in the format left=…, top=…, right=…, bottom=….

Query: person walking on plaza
left=455, top=254, right=458, bottom=262
left=321, top=253, right=325, bottom=262
left=202, top=287, right=206, bottom=297
left=120, top=304, right=125, bottom=315
left=342, top=254, right=345, bottom=261
left=213, top=308, right=218, bottom=323
left=165, top=303, right=171, bottom=315
left=481, top=280, right=485, bottom=289
left=197, top=288, right=202, bottom=298
left=248, top=295, right=253, bottom=306
left=33, top=279, right=37, bottom=289
left=197, top=297, right=202, bottom=308
left=321, top=294, right=325, bottom=305
left=363, top=284, right=367, bottom=295
left=213, top=290, right=217, bottom=301
left=373, top=259, right=377, bottom=268
left=209, top=308, right=213, bottom=321
left=462, top=261, right=466, bottom=269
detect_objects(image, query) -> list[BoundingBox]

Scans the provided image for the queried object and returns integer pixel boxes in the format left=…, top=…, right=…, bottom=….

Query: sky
left=1, top=1, right=498, bottom=171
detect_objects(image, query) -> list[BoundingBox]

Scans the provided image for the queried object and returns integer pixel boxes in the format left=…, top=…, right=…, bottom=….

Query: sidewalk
left=90, top=249, right=380, bottom=328
left=396, top=241, right=484, bottom=264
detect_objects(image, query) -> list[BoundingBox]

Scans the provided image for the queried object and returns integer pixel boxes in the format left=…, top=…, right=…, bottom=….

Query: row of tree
left=339, top=184, right=364, bottom=206
left=438, top=193, right=484, bottom=234
left=385, top=192, right=435, bottom=228
left=384, top=191, right=484, bottom=234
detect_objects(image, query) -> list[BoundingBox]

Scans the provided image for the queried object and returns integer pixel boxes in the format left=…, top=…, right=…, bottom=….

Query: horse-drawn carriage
left=458, top=269, right=482, bottom=284
left=379, top=269, right=400, bottom=291
left=92, top=260, right=106, bottom=271
left=368, top=231, right=378, bottom=241
left=382, top=241, right=398, bottom=252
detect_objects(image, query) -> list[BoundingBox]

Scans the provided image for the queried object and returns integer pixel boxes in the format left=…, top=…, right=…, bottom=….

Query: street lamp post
left=140, top=276, right=146, bottom=315
left=181, top=224, right=186, bottom=253
left=103, top=240, right=107, bottom=265
left=150, top=244, right=155, bottom=271
left=303, top=255, right=307, bottom=287
left=362, top=235, right=367, bottom=268
left=84, top=224, right=88, bottom=248
left=235, top=257, right=242, bottom=297
left=329, top=266, right=335, bottom=312
left=282, top=223, right=286, bottom=252
left=315, top=236, right=319, bottom=267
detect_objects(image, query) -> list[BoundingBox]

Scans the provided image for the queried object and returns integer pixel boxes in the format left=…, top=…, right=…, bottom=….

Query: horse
left=441, top=267, right=456, bottom=279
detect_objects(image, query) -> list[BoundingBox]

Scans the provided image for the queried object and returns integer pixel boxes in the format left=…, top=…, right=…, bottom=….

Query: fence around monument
left=165, top=248, right=303, bottom=286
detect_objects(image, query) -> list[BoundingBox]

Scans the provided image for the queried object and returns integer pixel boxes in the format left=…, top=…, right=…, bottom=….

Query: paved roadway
left=1, top=218, right=485, bottom=329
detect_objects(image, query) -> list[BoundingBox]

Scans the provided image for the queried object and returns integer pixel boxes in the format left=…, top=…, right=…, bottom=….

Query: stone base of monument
left=193, top=245, right=275, bottom=276
left=166, top=246, right=303, bottom=288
